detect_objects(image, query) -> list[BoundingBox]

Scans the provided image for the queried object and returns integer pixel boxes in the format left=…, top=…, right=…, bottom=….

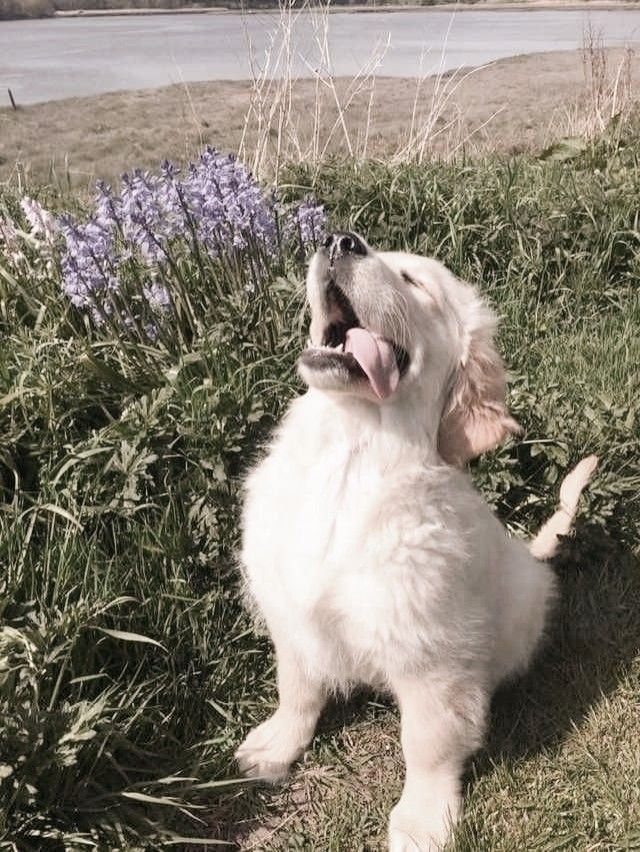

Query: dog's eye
left=401, top=272, right=419, bottom=287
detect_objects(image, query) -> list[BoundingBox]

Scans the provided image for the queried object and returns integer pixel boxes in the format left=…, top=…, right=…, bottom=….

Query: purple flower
left=56, top=147, right=326, bottom=329
left=284, top=200, right=326, bottom=249
left=143, top=280, right=171, bottom=311
left=119, top=171, right=173, bottom=263
left=95, top=182, right=122, bottom=231
left=58, top=216, right=119, bottom=318
left=179, top=150, right=278, bottom=254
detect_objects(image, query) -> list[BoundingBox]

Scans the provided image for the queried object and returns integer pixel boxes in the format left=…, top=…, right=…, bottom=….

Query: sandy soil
left=0, top=47, right=637, bottom=187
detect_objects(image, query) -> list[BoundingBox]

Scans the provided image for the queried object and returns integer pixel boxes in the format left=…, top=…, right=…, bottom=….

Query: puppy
left=237, top=232, right=596, bottom=851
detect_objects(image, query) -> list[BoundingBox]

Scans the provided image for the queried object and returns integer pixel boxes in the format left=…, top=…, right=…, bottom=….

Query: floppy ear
left=438, top=288, right=520, bottom=467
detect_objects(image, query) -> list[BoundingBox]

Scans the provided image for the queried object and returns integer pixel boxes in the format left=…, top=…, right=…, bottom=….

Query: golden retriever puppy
left=237, top=232, right=597, bottom=851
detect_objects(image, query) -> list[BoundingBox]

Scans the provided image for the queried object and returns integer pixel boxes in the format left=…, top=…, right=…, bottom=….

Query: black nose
left=323, top=231, right=367, bottom=259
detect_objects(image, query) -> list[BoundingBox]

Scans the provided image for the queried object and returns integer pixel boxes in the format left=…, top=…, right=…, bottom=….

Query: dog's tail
left=529, top=455, right=599, bottom=560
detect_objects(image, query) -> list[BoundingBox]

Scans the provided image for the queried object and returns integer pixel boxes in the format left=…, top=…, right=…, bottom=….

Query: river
left=1, top=7, right=640, bottom=105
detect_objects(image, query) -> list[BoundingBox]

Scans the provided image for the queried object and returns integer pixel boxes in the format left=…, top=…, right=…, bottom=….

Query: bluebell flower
left=58, top=216, right=120, bottom=317
left=284, top=199, right=326, bottom=248
left=143, top=281, right=172, bottom=311
left=57, top=147, right=327, bottom=329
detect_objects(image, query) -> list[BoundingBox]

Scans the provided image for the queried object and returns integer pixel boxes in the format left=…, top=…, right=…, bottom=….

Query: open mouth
left=300, top=281, right=410, bottom=400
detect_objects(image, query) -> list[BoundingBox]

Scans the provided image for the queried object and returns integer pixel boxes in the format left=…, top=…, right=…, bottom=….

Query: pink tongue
left=344, top=327, right=399, bottom=400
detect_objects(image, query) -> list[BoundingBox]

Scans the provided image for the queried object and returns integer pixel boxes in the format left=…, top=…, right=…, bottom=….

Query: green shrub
left=0, top=0, right=54, bottom=19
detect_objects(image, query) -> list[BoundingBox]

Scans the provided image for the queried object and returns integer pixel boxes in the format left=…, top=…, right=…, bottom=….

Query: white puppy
left=237, top=232, right=596, bottom=851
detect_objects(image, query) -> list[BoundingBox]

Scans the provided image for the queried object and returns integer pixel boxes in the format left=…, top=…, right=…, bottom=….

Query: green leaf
left=94, top=628, right=167, bottom=652
left=121, top=791, right=183, bottom=806
left=161, top=840, right=231, bottom=847
left=38, top=503, right=83, bottom=530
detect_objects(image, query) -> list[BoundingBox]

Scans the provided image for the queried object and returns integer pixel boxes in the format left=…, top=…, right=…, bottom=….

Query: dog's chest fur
left=242, top=395, right=502, bottom=690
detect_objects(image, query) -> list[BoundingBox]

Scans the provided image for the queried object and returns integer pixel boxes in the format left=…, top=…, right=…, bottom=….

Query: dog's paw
left=388, top=823, right=444, bottom=852
left=388, top=825, right=424, bottom=852
left=388, top=798, right=454, bottom=852
left=235, top=713, right=306, bottom=782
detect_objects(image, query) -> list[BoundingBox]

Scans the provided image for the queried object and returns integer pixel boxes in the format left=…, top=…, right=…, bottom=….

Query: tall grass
left=553, top=24, right=636, bottom=144
left=239, top=0, right=390, bottom=184
left=238, top=3, right=640, bottom=184
left=239, top=0, right=505, bottom=183
left=1, top=123, right=639, bottom=848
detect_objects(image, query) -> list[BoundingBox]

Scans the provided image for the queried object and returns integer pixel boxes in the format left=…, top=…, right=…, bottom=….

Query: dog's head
left=298, top=231, right=520, bottom=465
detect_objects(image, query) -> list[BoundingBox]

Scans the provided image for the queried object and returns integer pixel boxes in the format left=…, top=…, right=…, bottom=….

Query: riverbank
left=54, top=6, right=224, bottom=14
left=48, top=2, right=640, bottom=18
left=4, top=0, right=640, bottom=21
left=1, top=46, right=637, bottom=186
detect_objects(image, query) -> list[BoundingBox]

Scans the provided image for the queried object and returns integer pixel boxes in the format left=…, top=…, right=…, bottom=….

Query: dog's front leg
left=235, top=635, right=326, bottom=782
left=388, top=674, right=487, bottom=851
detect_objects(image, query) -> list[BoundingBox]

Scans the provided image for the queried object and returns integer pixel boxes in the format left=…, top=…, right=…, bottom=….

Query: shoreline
left=2, top=46, right=637, bottom=185
left=2, top=1, right=638, bottom=20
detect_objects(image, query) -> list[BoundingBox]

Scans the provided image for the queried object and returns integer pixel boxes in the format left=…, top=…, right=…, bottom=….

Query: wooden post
left=8, top=89, right=17, bottom=110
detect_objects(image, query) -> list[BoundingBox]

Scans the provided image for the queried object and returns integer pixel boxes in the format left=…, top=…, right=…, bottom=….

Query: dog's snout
left=323, top=231, right=367, bottom=260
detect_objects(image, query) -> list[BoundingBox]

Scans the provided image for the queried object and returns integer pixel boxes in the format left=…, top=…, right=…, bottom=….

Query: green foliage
left=0, top=0, right=54, bottom=20
left=0, top=195, right=304, bottom=847
left=1, top=125, right=639, bottom=848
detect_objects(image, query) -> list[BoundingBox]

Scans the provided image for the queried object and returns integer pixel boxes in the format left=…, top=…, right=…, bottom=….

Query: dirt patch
left=1, top=46, right=637, bottom=187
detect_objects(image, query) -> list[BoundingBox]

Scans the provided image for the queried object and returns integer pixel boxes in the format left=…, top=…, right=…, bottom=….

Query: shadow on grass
left=480, top=521, right=640, bottom=765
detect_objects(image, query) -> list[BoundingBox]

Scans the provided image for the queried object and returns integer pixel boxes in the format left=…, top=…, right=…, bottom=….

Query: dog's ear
left=438, top=287, right=520, bottom=467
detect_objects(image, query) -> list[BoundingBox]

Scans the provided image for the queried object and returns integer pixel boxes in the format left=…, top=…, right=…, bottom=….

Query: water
left=1, top=8, right=640, bottom=106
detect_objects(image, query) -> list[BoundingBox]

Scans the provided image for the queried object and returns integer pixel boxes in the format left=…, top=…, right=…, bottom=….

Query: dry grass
left=560, top=23, right=636, bottom=138
left=237, top=0, right=638, bottom=179
left=238, top=0, right=391, bottom=182
left=2, top=46, right=639, bottom=189
left=238, top=0, right=506, bottom=180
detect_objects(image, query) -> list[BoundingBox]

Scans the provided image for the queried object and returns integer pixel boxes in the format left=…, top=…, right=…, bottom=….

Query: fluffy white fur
left=237, top=234, right=596, bottom=851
